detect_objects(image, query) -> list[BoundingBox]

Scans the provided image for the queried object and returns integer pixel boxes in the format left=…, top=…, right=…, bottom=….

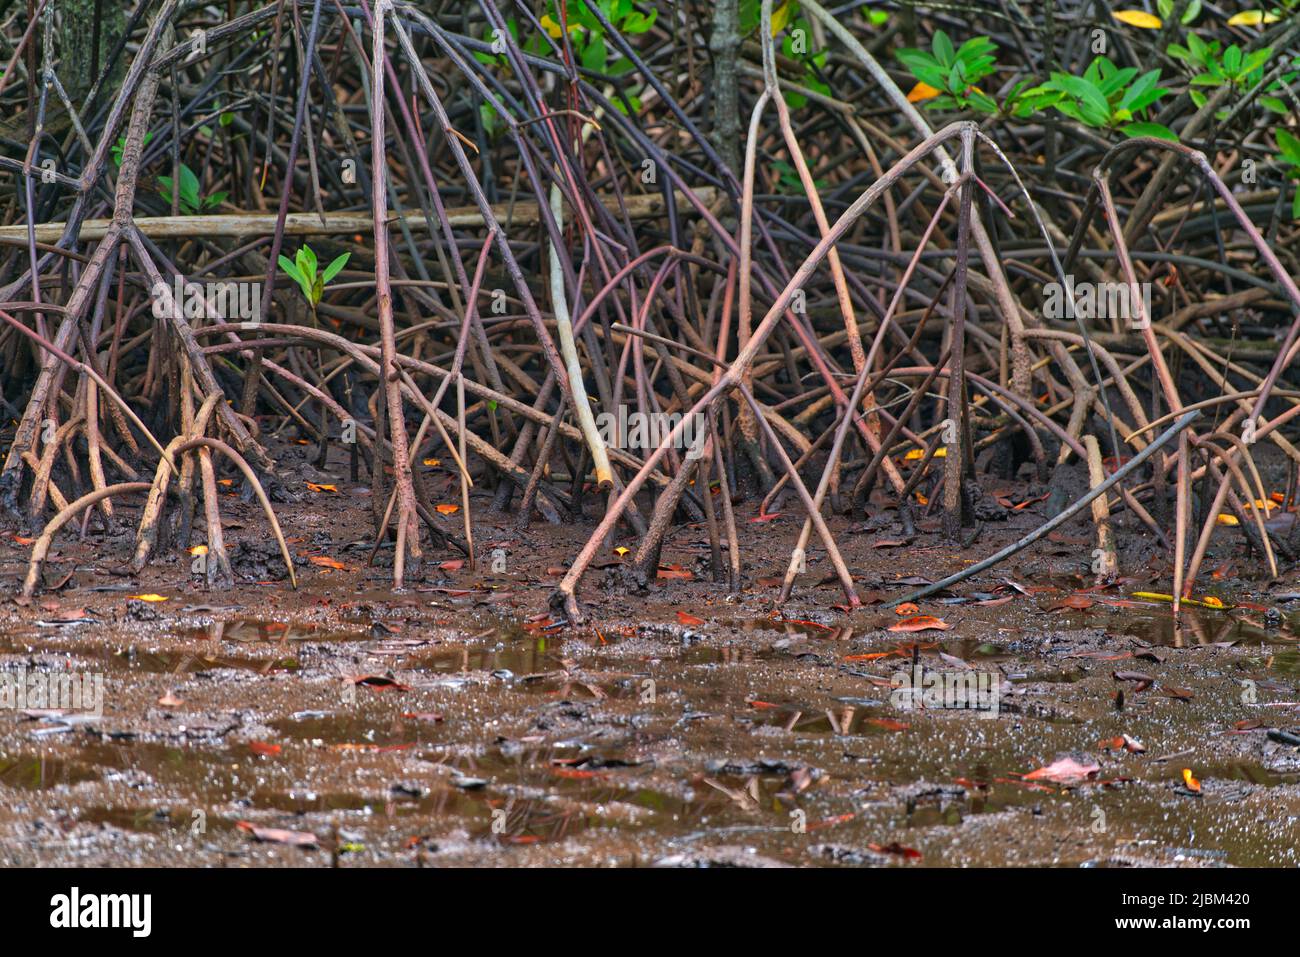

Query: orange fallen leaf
left=1182, top=768, right=1201, bottom=793
left=439, top=560, right=464, bottom=572
left=677, top=611, right=705, bottom=626
left=435, top=504, right=460, bottom=515
left=249, top=741, right=281, bottom=756
left=157, top=692, right=184, bottom=708
left=309, top=555, right=348, bottom=570
left=895, top=602, right=919, bottom=616
left=305, top=482, right=338, bottom=493
left=906, top=80, right=941, bottom=103
left=422, top=458, right=441, bottom=467
left=866, top=717, right=910, bottom=731
left=888, top=615, right=950, bottom=633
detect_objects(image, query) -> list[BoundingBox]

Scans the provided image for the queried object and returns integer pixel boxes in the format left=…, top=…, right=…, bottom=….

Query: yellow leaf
left=306, top=482, right=338, bottom=493
left=614, top=546, right=630, bottom=557
left=1216, top=512, right=1239, bottom=526
left=771, top=0, right=795, bottom=35
left=1113, top=10, right=1163, bottom=28
left=1182, top=768, right=1201, bottom=793
left=189, top=545, right=208, bottom=556
left=907, top=81, right=942, bottom=103
left=422, top=458, right=441, bottom=467
left=1227, top=10, right=1278, bottom=26
left=129, top=594, right=169, bottom=602
left=539, top=14, right=581, bottom=38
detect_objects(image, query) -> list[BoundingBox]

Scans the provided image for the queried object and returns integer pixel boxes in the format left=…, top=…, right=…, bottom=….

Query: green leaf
left=932, top=30, right=955, bottom=68
left=1278, top=129, right=1300, bottom=165
left=1122, top=121, right=1178, bottom=141
left=321, top=252, right=350, bottom=285
left=278, top=255, right=312, bottom=300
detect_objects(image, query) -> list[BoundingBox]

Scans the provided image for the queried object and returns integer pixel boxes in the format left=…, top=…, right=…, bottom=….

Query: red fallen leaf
left=895, top=602, right=920, bottom=616
left=843, top=652, right=896, bottom=661
left=1099, top=734, right=1145, bottom=753
left=400, top=712, right=444, bottom=722
left=657, top=565, right=694, bottom=580
left=1233, top=719, right=1264, bottom=731
left=868, top=842, right=922, bottom=860
left=750, top=511, right=782, bottom=523
left=888, top=615, right=951, bottom=633
left=866, top=718, right=910, bottom=731
left=1162, top=686, right=1194, bottom=701
left=550, top=767, right=606, bottom=780
left=677, top=611, right=706, bottom=626
left=249, top=741, right=281, bottom=756
left=748, top=699, right=781, bottom=709
left=352, top=675, right=409, bottom=691
left=439, top=560, right=464, bottom=572
left=1052, top=594, right=1095, bottom=611
left=772, top=615, right=833, bottom=631
left=1023, top=756, right=1100, bottom=785
left=236, top=822, right=317, bottom=847
left=954, top=777, right=988, bottom=789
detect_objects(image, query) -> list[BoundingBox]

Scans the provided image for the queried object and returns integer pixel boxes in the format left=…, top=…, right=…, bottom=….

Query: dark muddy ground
left=3, top=443, right=1300, bottom=867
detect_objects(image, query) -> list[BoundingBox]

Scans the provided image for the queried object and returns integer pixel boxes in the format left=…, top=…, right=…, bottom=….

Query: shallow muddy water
left=3, top=470, right=1300, bottom=867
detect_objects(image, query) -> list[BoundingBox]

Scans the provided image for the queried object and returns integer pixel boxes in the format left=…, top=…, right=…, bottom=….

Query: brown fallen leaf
left=657, top=564, right=694, bottom=581
left=157, top=692, right=184, bottom=708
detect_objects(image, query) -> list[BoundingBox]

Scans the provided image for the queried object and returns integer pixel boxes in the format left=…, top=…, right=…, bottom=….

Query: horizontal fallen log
left=0, top=186, right=720, bottom=243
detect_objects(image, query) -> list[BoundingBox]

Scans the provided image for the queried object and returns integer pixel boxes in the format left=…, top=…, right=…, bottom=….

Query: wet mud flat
left=2, top=468, right=1300, bottom=867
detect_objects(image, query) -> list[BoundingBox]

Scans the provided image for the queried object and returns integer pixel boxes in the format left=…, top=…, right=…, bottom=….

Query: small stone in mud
left=125, top=599, right=162, bottom=621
